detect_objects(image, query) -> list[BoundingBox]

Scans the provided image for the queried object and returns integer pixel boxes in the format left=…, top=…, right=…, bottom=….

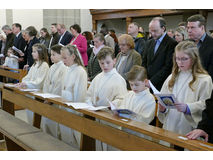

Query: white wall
left=12, top=9, right=43, bottom=31
left=80, top=9, right=92, bottom=32
left=0, top=9, right=6, bottom=31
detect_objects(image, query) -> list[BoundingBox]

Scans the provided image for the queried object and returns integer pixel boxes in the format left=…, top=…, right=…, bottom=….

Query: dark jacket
left=13, top=33, right=27, bottom=69
left=142, top=34, right=177, bottom=91
left=87, top=51, right=102, bottom=81
left=59, top=31, right=73, bottom=46
left=49, top=32, right=60, bottom=48
left=4, top=33, right=15, bottom=56
left=197, top=91, right=213, bottom=143
left=24, top=37, right=40, bottom=67
left=134, top=37, right=145, bottom=56
left=199, top=34, right=213, bottom=80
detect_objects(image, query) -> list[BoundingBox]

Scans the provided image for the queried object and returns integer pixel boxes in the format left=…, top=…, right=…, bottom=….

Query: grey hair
left=1, top=25, right=12, bottom=31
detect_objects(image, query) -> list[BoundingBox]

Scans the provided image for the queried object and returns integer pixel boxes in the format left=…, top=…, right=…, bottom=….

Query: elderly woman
left=174, top=27, right=188, bottom=43
left=70, top=24, right=88, bottom=66
left=22, top=26, right=40, bottom=69
left=87, top=33, right=105, bottom=81
left=115, top=34, right=142, bottom=89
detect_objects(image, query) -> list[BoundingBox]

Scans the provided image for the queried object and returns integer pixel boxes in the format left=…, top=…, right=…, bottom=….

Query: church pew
left=0, top=109, right=77, bottom=151
left=0, top=66, right=27, bottom=83
left=0, top=66, right=27, bottom=110
left=2, top=85, right=213, bottom=151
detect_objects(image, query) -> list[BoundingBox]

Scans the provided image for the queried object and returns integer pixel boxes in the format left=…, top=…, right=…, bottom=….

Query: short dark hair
left=70, top=24, right=81, bottom=33
left=51, top=23, right=57, bottom=26
left=187, top=14, right=206, bottom=28
left=12, top=23, right=22, bottom=30
left=51, top=44, right=62, bottom=54
left=97, top=46, right=115, bottom=60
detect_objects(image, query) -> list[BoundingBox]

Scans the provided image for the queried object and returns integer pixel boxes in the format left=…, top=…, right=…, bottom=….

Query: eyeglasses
left=175, top=57, right=190, bottom=62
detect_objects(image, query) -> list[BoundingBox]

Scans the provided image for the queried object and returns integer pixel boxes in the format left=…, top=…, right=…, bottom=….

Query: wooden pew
left=0, top=66, right=27, bottom=83
left=0, top=66, right=27, bottom=110
left=2, top=85, right=213, bottom=151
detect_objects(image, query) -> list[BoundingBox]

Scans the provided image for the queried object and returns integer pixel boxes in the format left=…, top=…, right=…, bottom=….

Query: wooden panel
left=91, top=9, right=183, bottom=20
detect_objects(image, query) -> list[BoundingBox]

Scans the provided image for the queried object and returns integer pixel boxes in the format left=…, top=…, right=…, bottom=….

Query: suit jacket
left=142, top=34, right=177, bottom=91
left=4, top=33, right=15, bottom=56
left=197, top=91, right=213, bottom=143
left=59, top=31, right=73, bottom=46
left=199, top=34, right=213, bottom=80
left=115, top=49, right=142, bottom=89
left=13, top=33, right=27, bottom=69
left=87, top=51, right=102, bottom=81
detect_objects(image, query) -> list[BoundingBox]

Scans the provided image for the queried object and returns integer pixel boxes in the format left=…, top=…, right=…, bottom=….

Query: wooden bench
left=0, top=67, right=27, bottom=110
left=0, top=66, right=27, bottom=83
left=2, top=85, right=213, bottom=151
left=0, top=109, right=77, bottom=151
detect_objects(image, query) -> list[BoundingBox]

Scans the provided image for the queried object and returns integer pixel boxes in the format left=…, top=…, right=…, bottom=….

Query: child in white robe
left=116, top=65, right=156, bottom=124
left=59, top=45, right=87, bottom=149
left=16, top=43, right=49, bottom=124
left=3, top=47, right=19, bottom=69
left=42, top=44, right=67, bottom=138
left=158, top=41, right=212, bottom=143
left=86, top=46, right=128, bottom=150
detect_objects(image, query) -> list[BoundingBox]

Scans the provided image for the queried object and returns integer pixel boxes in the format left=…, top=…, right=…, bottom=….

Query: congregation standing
left=0, top=13, right=213, bottom=150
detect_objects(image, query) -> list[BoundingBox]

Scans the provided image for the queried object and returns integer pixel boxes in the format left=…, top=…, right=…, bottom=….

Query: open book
left=107, top=99, right=136, bottom=119
left=149, top=81, right=177, bottom=109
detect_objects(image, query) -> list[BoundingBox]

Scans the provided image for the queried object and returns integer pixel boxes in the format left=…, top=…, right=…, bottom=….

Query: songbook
left=155, top=94, right=177, bottom=109
left=32, top=92, right=61, bottom=98
left=19, top=88, right=39, bottom=92
left=149, top=81, right=177, bottom=109
left=107, top=99, right=136, bottom=119
left=65, top=102, right=108, bottom=111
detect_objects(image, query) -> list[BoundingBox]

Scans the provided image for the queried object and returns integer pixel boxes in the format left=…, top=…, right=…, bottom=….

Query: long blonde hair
left=168, top=40, right=208, bottom=91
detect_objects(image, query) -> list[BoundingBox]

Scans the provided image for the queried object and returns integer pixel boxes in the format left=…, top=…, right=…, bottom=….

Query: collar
left=102, top=68, right=117, bottom=76
left=157, top=32, right=166, bottom=43
left=16, top=32, right=21, bottom=37
left=134, top=88, right=149, bottom=97
left=200, top=33, right=206, bottom=42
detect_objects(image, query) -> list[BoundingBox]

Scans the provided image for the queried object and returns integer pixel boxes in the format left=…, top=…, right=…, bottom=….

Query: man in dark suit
left=1, top=25, right=15, bottom=56
left=186, top=91, right=213, bottom=143
left=142, top=17, right=177, bottom=91
left=12, top=23, right=26, bottom=69
left=57, top=24, right=73, bottom=46
left=187, top=14, right=213, bottom=80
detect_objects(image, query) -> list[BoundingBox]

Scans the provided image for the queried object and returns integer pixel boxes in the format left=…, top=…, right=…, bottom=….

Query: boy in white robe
left=16, top=43, right=49, bottom=125
left=42, top=44, right=67, bottom=138
left=86, top=46, right=128, bottom=150
left=157, top=41, right=212, bottom=149
left=59, top=45, right=87, bottom=149
left=116, top=65, right=156, bottom=124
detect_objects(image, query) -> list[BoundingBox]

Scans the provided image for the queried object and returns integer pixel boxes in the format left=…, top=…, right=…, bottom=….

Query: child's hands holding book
left=174, top=102, right=187, bottom=113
